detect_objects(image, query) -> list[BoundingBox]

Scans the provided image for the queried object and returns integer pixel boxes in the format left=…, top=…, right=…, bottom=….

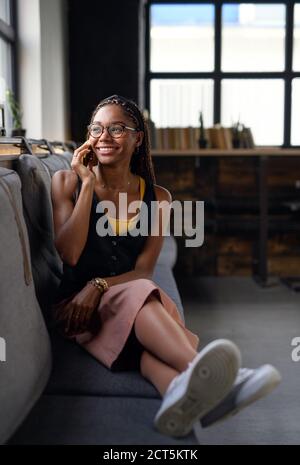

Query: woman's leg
left=140, top=350, right=179, bottom=397
left=134, top=294, right=197, bottom=373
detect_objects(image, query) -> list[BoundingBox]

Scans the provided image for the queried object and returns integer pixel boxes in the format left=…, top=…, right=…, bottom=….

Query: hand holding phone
left=71, top=141, right=97, bottom=182
left=83, top=149, right=97, bottom=167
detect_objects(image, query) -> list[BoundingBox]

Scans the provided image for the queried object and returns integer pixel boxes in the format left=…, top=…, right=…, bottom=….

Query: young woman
left=51, top=95, right=280, bottom=438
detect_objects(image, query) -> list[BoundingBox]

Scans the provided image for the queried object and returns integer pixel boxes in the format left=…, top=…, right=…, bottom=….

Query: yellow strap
left=108, top=177, right=145, bottom=234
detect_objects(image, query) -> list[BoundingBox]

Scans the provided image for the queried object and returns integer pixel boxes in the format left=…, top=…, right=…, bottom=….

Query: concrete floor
left=177, top=276, right=300, bottom=445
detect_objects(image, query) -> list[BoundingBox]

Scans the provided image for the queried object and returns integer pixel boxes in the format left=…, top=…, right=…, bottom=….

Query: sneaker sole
left=201, top=364, right=281, bottom=428
left=154, top=339, right=241, bottom=437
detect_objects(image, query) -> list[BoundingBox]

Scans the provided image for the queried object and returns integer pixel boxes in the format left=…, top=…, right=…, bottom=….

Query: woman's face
left=89, top=104, right=143, bottom=166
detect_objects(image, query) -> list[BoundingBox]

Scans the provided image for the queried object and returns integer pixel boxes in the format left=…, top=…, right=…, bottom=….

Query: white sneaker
left=200, top=364, right=281, bottom=428
left=154, top=339, right=241, bottom=437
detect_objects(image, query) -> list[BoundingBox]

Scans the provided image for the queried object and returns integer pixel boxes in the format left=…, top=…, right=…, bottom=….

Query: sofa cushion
left=45, top=238, right=183, bottom=399
left=45, top=331, right=160, bottom=398
left=45, top=259, right=184, bottom=399
left=9, top=394, right=198, bottom=445
left=41, top=151, right=73, bottom=174
left=152, top=260, right=184, bottom=322
left=156, top=232, right=177, bottom=269
left=13, top=154, right=185, bottom=400
left=13, top=153, right=72, bottom=312
left=0, top=168, right=52, bottom=445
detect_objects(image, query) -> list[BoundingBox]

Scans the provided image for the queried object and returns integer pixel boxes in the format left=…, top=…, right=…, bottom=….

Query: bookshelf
left=149, top=124, right=255, bottom=151
left=151, top=148, right=300, bottom=286
left=152, top=148, right=300, bottom=157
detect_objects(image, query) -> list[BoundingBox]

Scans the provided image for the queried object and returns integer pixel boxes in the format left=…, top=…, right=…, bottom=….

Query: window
left=150, top=4, right=215, bottom=72
left=293, top=3, right=300, bottom=70
left=0, top=0, right=16, bottom=135
left=291, top=78, right=300, bottom=145
left=222, top=4, right=286, bottom=72
left=150, top=79, right=214, bottom=127
left=146, top=1, right=300, bottom=147
left=0, top=0, right=11, bottom=24
left=221, top=79, right=284, bottom=145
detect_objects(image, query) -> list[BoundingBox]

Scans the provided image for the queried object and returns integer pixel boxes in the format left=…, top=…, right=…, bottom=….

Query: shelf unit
left=152, top=148, right=300, bottom=286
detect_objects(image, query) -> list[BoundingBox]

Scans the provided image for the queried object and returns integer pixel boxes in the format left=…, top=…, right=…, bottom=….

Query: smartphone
left=83, top=150, right=97, bottom=167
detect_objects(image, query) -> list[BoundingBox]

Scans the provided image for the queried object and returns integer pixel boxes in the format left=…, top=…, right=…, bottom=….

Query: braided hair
left=89, top=95, right=156, bottom=185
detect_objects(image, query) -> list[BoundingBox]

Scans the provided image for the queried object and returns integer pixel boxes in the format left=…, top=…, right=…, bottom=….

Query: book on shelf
left=151, top=125, right=255, bottom=150
left=207, top=125, right=232, bottom=150
left=153, top=127, right=200, bottom=150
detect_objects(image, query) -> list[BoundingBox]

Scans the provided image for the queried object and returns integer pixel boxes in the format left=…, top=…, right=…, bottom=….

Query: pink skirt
left=53, top=278, right=200, bottom=371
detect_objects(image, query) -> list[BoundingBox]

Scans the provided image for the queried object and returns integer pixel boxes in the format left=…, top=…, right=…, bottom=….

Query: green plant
left=6, top=89, right=23, bottom=129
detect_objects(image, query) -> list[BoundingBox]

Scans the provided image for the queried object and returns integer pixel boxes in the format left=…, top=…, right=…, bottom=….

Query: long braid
left=89, top=95, right=156, bottom=185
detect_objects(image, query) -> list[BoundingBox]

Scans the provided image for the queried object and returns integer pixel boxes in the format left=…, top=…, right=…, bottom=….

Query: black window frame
left=145, top=0, right=300, bottom=148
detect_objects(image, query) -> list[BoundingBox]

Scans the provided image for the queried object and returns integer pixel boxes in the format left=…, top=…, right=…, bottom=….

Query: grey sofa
left=0, top=153, right=198, bottom=445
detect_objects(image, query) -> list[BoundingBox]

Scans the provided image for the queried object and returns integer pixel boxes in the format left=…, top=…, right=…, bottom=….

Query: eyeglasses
left=87, top=123, right=139, bottom=139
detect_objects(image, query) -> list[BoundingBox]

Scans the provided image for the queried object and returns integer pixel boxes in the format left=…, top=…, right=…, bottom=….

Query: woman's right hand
left=71, top=141, right=96, bottom=183
left=54, top=282, right=103, bottom=337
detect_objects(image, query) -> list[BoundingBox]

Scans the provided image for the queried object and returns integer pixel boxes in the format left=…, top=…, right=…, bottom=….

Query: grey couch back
left=13, top=153, right=72, bottom=310
left=0, top=168, right=52, bottom=444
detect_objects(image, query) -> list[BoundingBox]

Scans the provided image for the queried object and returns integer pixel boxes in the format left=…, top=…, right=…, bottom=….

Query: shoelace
left=235, top=367, right=254, bottom=386
left=165, top=360, right=195, bottom=397
left=166, top=372, right=184, bottom=394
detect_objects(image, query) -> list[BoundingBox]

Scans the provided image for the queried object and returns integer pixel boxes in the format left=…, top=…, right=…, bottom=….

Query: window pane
left=291, top=79, right=300, bottom=145
left=293, top=4, right=300, bottom=71
left=221, top=79, right=284, bottom=146
left=150, top=4, right=214, bottom=72
left=222, top=3, right=285, bottom=71
left=0, top=38, right=13, bottom=134
left=150, top=79, right=214, bottom=128
left=0, top=0, right=11, bottom=25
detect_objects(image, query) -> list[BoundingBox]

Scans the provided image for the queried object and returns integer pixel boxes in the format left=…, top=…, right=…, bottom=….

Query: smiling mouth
left=95, top=146, right=116, bottom=153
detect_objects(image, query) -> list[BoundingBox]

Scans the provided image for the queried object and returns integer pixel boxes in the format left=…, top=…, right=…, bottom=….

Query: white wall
left=17, top=0, right=42, bottom=137
left=17, top=0, right=69, bottom=140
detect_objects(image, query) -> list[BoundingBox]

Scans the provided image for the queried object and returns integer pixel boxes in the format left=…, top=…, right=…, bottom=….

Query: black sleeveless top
left=54, top=177, right=157, bottom=303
